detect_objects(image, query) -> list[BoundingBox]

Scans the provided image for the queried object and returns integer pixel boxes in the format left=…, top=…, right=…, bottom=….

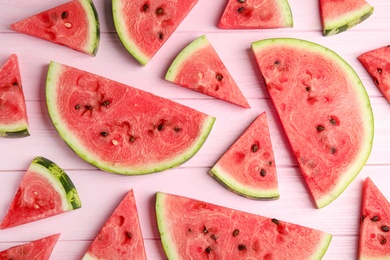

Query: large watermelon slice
left=209, top=112, right=279, bottom=199
left=0, top=156, right=81, bottom=229
left=112, top=0, right=198, bottom=65
left=0, top=234, right=60, bottom=260
left=46, top=61, right=215, bottom=175
left=0, top=54, right=29, bottom=137
left=218, top=0, right=293, bottom=29
left=82, top=190, right=146, bottom=259
left=359, top=177, right=390, bottom=259
left=10, top=0, right=100, bottom=56
left=251, top=38, right=374, bottom=208
left=319, top=0, right=374, bottom=36
left=358, top=45, right=390, bottom=103
left=165, top=35, right=250, bottom=108
left=156, top=192, right=332, bottom=259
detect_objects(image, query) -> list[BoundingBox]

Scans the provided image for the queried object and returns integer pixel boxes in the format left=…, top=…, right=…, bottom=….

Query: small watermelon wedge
left=319, top=0, right=374, bottom=36
left=219, top=0, right=293, bottom=29
left=0, top=157, right=81, bottom=229
left=358, top=45, right=390, bottom=103
left=252, top=38, right=374, bottom=208
left=0, top=54, right=29, bottom=137
left=165, top=35, right=250, bottom=108
left=112, top=0, right=198, bottom=65
left=209, top=112, right=279, bottom=199
left=156, top=192, right=332, bottom=259
left=359, top=177, right=390, bottom=259
left=82, top=190, right=146, bottom=259
left=10, top=0, right=100, bottom=56
left=0, top=234, right=60, bottom=260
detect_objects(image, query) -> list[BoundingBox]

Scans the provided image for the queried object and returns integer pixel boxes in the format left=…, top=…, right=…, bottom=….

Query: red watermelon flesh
left=252, top=38, right=374, bottom=208
left=219, top=0, right=293, bottom=29
left=0, top=234, right=60, bottom=260
left=358, top=45, right=390, bottom=103
left=165, top=35, right=250, bottom=108
left=112, top=0, right=199, bottom=65
left=0, top=54, right=29, bottom=137
left=359, top=177, right=390, bottom=259
left=82, top=190, right=146, bottom=259
left=156, top=192, right=332, bottom=259
left=10, top=0, right=100, bottom=56
left=209, top=112, right=279, bottom=199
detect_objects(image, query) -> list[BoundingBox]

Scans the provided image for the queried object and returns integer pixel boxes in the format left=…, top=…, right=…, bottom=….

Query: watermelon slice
left=156, top=192, right=332, bottom=259
left=165, top=35, right=250, bottom=108
left=46, top=61, right=215, bottom=175
left=209, top=112, right=279, bottom=199
left=219, top=0, right=293, bottom=29
left=358, top=45, right=390, bottom=103
left=10, top=0, right=100, bottom=56
left=251, top=38, right=374, bottom=208
left=0, top=234, right=60, bottom=260
left=319, top=0, right=374, bottom=36
left=82, top=190, right=146, bottom=259
left=0, top=54, right=29, bottom=137
left=112, top=0, right=198, bottom=65
left=359, top=177, right=390, bottom=259
left=0, top=156, right=81, bottom=229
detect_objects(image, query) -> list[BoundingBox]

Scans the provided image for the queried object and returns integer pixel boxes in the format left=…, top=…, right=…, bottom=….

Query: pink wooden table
left=1, top=0, right=390, bottom=259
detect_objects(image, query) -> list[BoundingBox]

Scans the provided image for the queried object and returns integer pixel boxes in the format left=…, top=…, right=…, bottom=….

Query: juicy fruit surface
left=0, top=54, right=29, bottom=137
left=156, top=192, right=332, bottom=259
left=0, top=234, right=60, bottom=260
left=83, top=190, right=146, bottom=260
left=359, top=178, right=390, bottom=259
left=358, top=45, right=390, bottom=103
left=165, top=35, right=249, bottom=108
left=209, top=112, right=279, bottom=199
left=112, top=0, right=198, bottom=65
left=219, top=0, right=293, bottom=29
left=252, top=38, right=374, bottom=208
left=10, top=0, right=100, bottom=55
left=46, top=62, right=215, bottom=175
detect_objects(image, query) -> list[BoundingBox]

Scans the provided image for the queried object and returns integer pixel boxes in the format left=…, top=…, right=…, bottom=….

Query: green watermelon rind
left=0, top=121, right=29, bottom=138
left=251, top=38, right=374, bottom=208
left=79, top=0, right=100, bottom=55
left=46, top=61, right=215, bottom=175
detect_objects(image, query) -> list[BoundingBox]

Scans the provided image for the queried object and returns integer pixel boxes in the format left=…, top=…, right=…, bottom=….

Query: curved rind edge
left=277, top=0, right=294, bottom=27
left=80, top=0, right=100, bottom=55
left=0, top=123, right=29, bottom=138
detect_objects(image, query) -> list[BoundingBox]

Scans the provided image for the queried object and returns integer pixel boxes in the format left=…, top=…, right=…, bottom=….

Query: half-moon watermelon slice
left=0, top=156, right=81, bottom=229
left=209, top=112, right=279, bottom=199
left=156, top=192, right=332, bottom=259
left=319, top=0, right=374, bottom=36
left=251, top=38, right=374, bottom=208
left=82, top=190, right=146, bottom=259
left=112, top=0, right=199, bottom=65
left=218, top=0, right=293, bottom=29
left=165, top=35, right=250, bottom=108
left=0, top=234, right=60, bottom=260
left=10, top=0, right=100, bottom=56
left=46, top=61, right=215, bottom=175
left=0, top=54, right=29, bottom=137
left=358, top=45, right=390, bottom=103
left=359, top=177, right=390, bottom=259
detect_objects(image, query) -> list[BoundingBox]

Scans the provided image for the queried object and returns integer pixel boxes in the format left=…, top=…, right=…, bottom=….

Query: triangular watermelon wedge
left=0, top=54, right=29, bottom=137
left=10, top=0, right=100, bottom=56
left=359, top=177, right=390, bottom=259
left=0, top=234, right=60, bottom=260
left=82, top=190, right=147, bottom=259
left=0, top=157, right=82, bottom=229
left=358, top=45, right=390, bottom=103
left=156, top=192, right=332, bottom=259
left=112, top=0, right=199, bottom=65
left=165, top=35, right=250, bottom=108
left=219, top=0, right=293, bottom=29
left=209, top=112, right=279, bottom=199
left=319, top=0, right=374, bottom=36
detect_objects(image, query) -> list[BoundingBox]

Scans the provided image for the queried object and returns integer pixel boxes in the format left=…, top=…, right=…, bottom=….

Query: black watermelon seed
left=378, top=68, right=383, bottom=74
left=381, top=226, right=390, bottom=232
left=305, top=86, right=311, bottom=91
left=216, top=74, right=223, bottom=81
left=156, top=7, right=163, bottom=15
left=238, top=244, right=246, bottom=250
left=158, top=32, right=164, bottom=40
left=102, top=100, right=110, bottom=107
left=371, top=216, right=379, bottom=222
left=174, top=127, right=181, bottom=133
left=157, top=123, right=164, bottom=131
left=373, top=77, right=379, bottom=85
left=238, top=0, right=245, bottom=2
left=85, top=105, right=92, bottom=110
left=238, top=7, right=245, bottom=12
left=251, top=144, right=259, bottom=152
left=272, top=218, right=279, bottom=225
left=142, top=4, right=149, bottom=11
left=129, top=135, right=135, bottom=143
left=205, top=247, right=212, bottom=253
left=100, top=132, right=108, bottom=137
left=260, top=169, right=266, bottom=177
left=233, top=229, right=239, bottom=236
left=274, top=60, right=280, bottom=66
left=330, top=147, right=337, bottom=154
left=61, top=11, right=68, bottom=19
left=126, top=231, right=132, bottom=239
left=211, top=234, right=217, bottom=240
left=75, top=104, right=81, bottom=110
left=316, top=125, right=325, bottom=132
left=12, top=81, right=18, bottom=86
left=381, top=239, right=387, bottom=244
left=203, top=226, right=209, bottom=234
